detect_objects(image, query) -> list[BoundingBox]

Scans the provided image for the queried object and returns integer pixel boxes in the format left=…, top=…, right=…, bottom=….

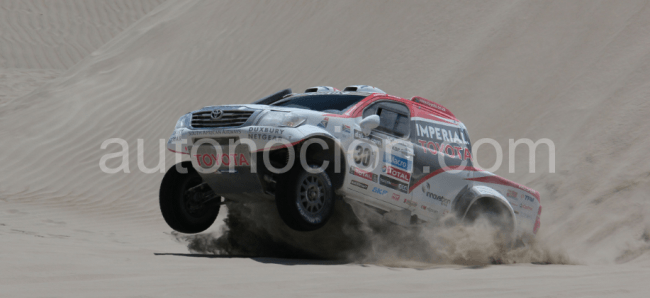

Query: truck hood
left=193, top=104, right=331, bottom=118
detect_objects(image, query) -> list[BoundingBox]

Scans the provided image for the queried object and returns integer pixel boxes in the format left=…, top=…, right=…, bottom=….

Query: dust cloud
left=175, top=200, right=570, bottom=267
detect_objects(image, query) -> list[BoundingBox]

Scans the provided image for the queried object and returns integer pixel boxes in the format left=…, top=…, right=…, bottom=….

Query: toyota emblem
left=211, top=109, right=223, bottom=120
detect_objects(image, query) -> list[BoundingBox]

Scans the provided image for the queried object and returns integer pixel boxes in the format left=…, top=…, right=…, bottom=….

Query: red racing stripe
left=409, top=166, right=482, bottom=192
left=168, top=148, right=189, bottom=155
left=465, top=175, right=540, bottom=202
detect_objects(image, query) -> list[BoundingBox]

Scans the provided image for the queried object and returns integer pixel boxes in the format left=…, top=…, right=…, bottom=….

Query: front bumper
left=167, top=126, right=307, bottom=201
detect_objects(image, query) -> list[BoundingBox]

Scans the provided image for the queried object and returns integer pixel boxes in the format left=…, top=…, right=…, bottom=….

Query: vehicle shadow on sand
left=152, top=253, right=504, bottom=269
left=153, top=252, right=348, bottom=265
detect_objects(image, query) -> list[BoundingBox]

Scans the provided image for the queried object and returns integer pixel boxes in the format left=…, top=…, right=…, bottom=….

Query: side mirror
left=359, top=115, right=380, bottom=135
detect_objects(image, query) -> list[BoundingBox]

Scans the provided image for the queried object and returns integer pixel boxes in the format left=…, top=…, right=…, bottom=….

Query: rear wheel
left=276, top=165, right=335, bottom=232
left=464, top=199, right=514, bottom=240
left=159, top=162, right=220, bottom=233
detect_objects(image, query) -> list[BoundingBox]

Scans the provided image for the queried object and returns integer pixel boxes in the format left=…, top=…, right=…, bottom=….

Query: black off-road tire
left=159, top=162, right=220, bottom=234
left=276, top=165, right=335, bottom=232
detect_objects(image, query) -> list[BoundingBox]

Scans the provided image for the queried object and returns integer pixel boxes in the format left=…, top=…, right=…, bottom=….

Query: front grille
left=191, top=110, right=254, bottom=128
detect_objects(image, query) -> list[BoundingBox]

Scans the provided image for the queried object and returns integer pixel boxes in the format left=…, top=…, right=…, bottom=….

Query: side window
left=362, top=101, right=410, bottom=138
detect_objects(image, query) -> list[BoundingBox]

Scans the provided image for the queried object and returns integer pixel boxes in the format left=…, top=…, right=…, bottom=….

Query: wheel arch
left=294, top=133, right=348, bottom=191
left=255, top=130, right=348, bottom=192
left=453, top=185, right=517, bottom=230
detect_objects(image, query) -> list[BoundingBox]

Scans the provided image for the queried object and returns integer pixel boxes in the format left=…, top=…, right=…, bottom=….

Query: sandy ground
left=1, top=0, right=650, bottom=297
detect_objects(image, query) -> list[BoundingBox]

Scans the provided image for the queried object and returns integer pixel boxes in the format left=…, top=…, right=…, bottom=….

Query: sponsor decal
left=372, top=187, right=388, bottom=196
left=317, top=117, right=329, bottom=128
left=379, top=175, right=409, bottom=194
left=416, top=139, right=471, bottom=161
left=412, top=96, right=447, bottom=113
left=424, top=205, right=438, bottom=214
left=426, top=192, right=450, bottom=207
left=421, top=182, right=449, bottom=206
left=341, top=125, right=351, bottom=133
left=354, top=130, right=382, bottom=147
left=517, top=212, right=534, bottom=219
left=188, top=129, right=242, bottom=136
left=350, top=180, right=368, bottom=190
left=383, top=153, right=412, bottom=171
left=507, top=189, right=518, bottom=199
left=414, top=122, right=472, bottom=160
left=420, top=204, right=439, bottom=214
left=350, top=166, right=378, bottom=182
left=390, top=145, right=413, bottom=156
left=247, top=134, right=288, bottom=141
left=520, top=203, right=534, bottom=211
left=383, top=165, right=411, bottom=182
left=421, top=182, right=430, bottom=193
left=391, top=193, right=400, bottom=201
left=415, top=123, right=467, bottom=144
left=524, top=195, right=535, bottom=202
left=517, top=184, right=538, bottom=198
left=193, top=153, right=250, bottom=167
left=236, top=127, right=289, bottom=141
left=248, top=127, right=285, bottom=134
left=403, top=198, right=417, bottom=207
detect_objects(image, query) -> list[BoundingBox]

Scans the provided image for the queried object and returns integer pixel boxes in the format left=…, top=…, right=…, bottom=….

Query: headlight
left=175, top=113, right=192, bottom=129
left=257, top=111, right=306, bottom=128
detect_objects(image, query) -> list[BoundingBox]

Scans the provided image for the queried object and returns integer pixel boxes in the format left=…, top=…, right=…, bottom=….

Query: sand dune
left=0, top=68, right=61, bottom=103
left=0, top=0, right=163, bottom=103
left=1, top=0, right=650, bottom=296
left=0, top=0, right=163, bottom=69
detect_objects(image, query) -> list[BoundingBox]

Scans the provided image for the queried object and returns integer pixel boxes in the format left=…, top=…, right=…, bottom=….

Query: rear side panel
left=408, top=109, right=474, bottom=220
left=406, top=104, right=540, bottom=235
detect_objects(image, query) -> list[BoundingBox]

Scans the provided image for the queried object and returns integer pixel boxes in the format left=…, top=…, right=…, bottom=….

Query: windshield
left=271, top=94, right=367, bottom=114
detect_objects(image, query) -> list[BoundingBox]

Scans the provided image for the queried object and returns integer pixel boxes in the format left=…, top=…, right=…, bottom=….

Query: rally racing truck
left=160, top=85, right=542, bottom=239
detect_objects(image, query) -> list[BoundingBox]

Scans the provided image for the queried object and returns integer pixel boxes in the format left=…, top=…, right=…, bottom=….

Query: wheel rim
left=181, top=177, right=209, bottom=218
left=298, top=175, right=326, bottom=215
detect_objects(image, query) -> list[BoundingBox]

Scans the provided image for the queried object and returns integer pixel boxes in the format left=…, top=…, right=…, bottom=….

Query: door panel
left=379, top=137, right=415, bottom=210
left=362, top=100, right=414, bottom=210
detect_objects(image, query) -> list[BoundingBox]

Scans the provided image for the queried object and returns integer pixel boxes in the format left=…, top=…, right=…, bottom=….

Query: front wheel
left=159, top=162, right=220, bottom=234
left=276, top=166, right=335, bottom=232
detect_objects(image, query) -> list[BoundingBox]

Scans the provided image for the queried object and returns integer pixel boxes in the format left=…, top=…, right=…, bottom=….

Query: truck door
left=354, top=100, right=414, bottom=210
